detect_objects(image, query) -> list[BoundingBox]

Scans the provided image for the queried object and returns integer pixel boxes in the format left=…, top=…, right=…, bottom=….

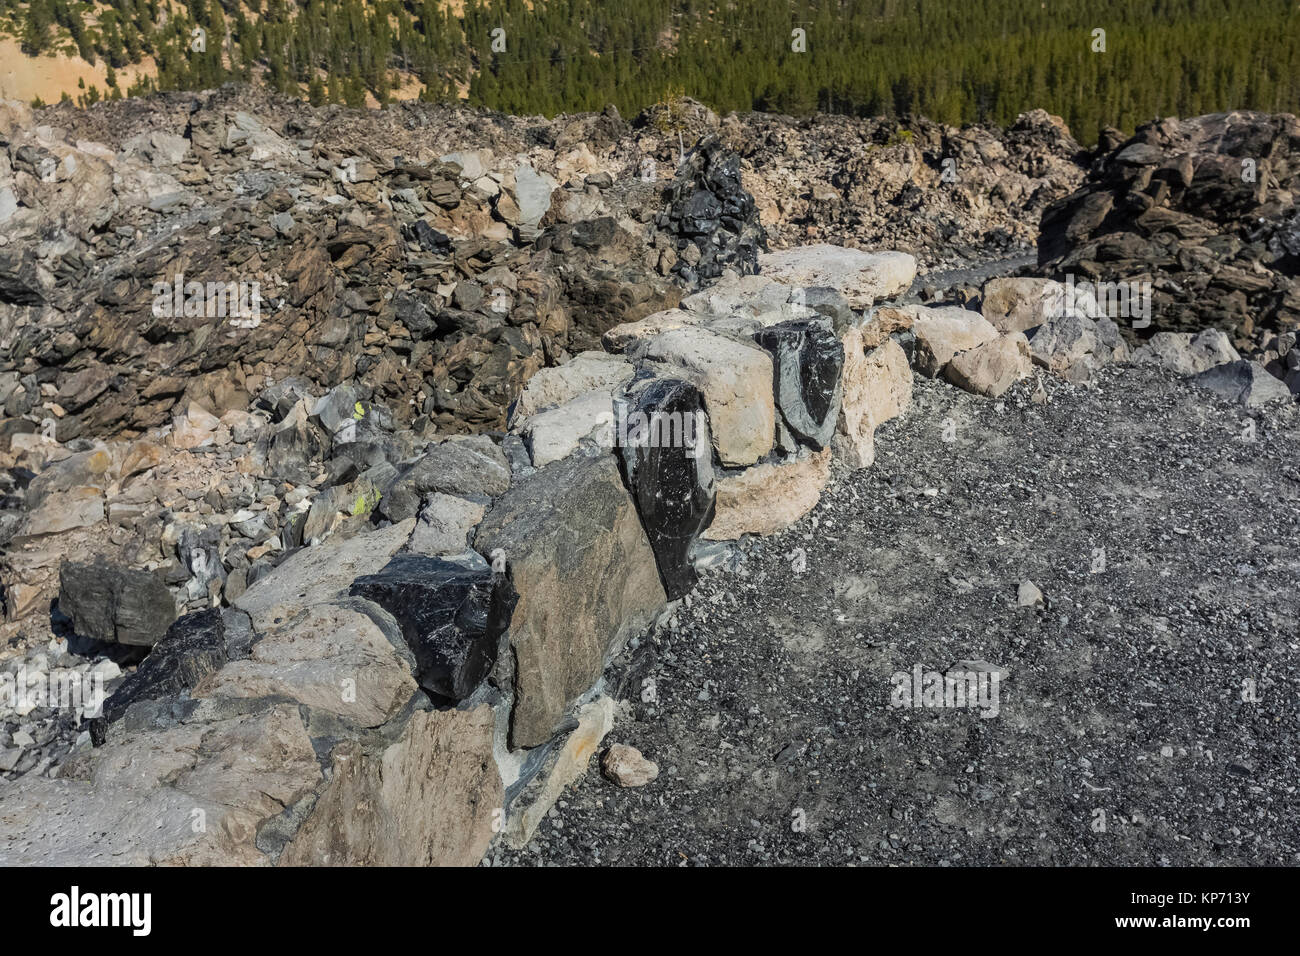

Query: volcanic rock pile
left=0, top=89, right=1090, bottom=455
left=731, top=107, right=1089, bottom=266
left=659, top=134, right=767, bottom=288
left=1038, top=111, right=1300, bottom=349
left=0, top=90, right=694, bottom=445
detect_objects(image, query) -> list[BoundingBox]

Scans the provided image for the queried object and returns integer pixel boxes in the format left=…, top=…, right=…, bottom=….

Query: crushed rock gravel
left=495, top=365, right=1300, bottom=866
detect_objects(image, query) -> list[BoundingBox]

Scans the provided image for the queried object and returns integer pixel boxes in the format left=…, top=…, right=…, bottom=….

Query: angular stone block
left=351, top=553, right=515, bottom=702
left=58, top=559, right=176, bottom=647
left=635, top=326, right=774, bottom=467
left=616, top=377, right=716, bottom=600
left=474, top=454, right=666, bottom=748
left=753, top=318, right=844, bottom=450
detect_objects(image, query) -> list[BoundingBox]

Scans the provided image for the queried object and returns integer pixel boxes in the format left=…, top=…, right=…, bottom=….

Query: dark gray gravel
left=496, top=365, right=1300, bottom=866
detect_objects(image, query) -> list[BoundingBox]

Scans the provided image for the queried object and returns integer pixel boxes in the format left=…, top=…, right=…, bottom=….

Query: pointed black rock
left=351, top=552, right=516, bottom=701
left=89, top=608, right=229, bottom=743
left=616, top=377, right=716, bottom=600
left=753, top=318, right=845, bottom=450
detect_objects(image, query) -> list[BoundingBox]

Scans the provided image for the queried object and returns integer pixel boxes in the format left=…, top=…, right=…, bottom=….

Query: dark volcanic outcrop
left=660, top=134, right=767, bottom=288
left=351, top=552, right=516, bottom=702
left=1038, top=111, right=1300, bottom=348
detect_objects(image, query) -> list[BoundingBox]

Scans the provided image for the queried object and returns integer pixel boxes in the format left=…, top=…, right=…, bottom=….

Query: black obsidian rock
left=754, top=318, right=845, bottom=450
left=615, top=377, right=716, bottom=600
left=351, top=553, right=516, bottom=701
left=90, top=608, right=229, bottom=743
left=405, top=220, right=451, bottom=253
left=664, top=134, right=767, bottom=289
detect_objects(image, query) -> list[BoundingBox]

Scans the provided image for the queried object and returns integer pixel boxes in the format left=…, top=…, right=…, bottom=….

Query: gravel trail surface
left=498, top=366, right=1300, bottom=866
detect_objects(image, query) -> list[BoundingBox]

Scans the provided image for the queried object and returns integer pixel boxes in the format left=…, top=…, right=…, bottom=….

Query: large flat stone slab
left=194, top=604, right=419, bottom=727
left=758, top=244, right=917, bottom=309
left=1, top=703, right=321, bottom=866
left=232, top=519, right=414, bottom=632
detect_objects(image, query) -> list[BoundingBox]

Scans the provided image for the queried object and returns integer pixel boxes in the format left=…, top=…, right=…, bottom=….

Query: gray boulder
left=474, top=453, right=666, bottom=748
left=379, top=436, right=510, bottom=522
left=58, top=560, right=176, bottom=647
left=1192, top=360, right=1294, bottom=406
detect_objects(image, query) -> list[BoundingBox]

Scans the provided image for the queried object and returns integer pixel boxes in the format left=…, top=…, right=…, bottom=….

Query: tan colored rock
left=25, top=448, right=112, bottom=501
left=681, top=273, right=791, bottom=317
left=170, top=401, right=223, bottom=450
left=1028, top=313, right=1129, bottom=376
left=911, top=306, right=1000, bottom=376
left=555, top=143, right=602, bottom=185
left=1018, top=580, right=1044, bottom=606
left=1, top=529, right=108, bottom=622
left=637, top=327, right=774, bottom=467
left=944, top=332, right=1033, bottom=398
left=219, top=408, right=265, bottom=443
left=601, top=308, right=703, bottom=353
left=0, top=100, right=33, bottom=141
left=6, top=433, right=64, bottom=469
left=1, top=704, right=321, bottom=866
left=505, top=696, right=614, bottom=847
left=602, top=743, right=659, bottom=788
left=117, top=439, right=166, bottom=481
left=981, top=277, right=1066, bottom=333
left=280, top=705, right=502, bottom=866
left=0, top=581, right=44, bottom=620
left=233, top=518, right=414, bottom=631
left=93, top=704, right=321, bottom=822
left=194, top=604, right=418, bottom=728
left=860, top=305, right=918, bottom=349
left=518, top=388, right=616, bottom=466
left=0, top=778, right=268, bottom=866
left=704, top=448, right=831, bottom=540
left=1132, top=329, right=1241, bottom=376
left=834, top=335, right=912, bottom=470
left=12, top=486, right=103, bottom=539
left=758, top=244, right=917, bottom=309
left=408, top=493, right=487, bottom=555
left=511, top=350, right=633, bottom=420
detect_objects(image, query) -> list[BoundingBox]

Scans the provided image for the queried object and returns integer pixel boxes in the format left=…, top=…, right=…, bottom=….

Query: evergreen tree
left=22, top=0, right=53, bottom=55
